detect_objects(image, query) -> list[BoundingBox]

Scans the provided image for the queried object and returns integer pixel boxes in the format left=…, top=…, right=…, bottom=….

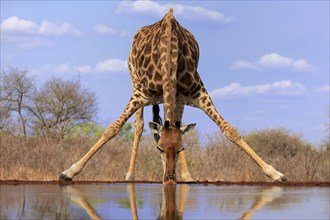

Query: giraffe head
left=149, top=121, right=196, bottom=184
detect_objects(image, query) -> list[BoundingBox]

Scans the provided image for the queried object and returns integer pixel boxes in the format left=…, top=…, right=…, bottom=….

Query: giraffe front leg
left=125, top=108, right=144, bottom=181
left=59, top=96, right=144, bottom=181
left=175, top=100, right=194, bottom=182
left=193, top=90, right=287, bottom=182
left=179, top=151, right=194, bottom=182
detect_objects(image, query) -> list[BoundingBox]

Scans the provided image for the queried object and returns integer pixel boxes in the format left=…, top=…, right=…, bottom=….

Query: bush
left=244, top=128, right=329, bottom=181
left=1, top=128, right=329, bottom=182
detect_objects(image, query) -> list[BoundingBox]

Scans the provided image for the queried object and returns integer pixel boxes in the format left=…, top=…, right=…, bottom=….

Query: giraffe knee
left=103, top=124, right=121, bottom=140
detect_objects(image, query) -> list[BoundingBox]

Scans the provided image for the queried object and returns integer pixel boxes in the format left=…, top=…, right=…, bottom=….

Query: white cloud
left=1, top=16, right=81, bottom=49
left=94, top=24, right=130, bottom=37
left=116, top=0, right=235, bottom=23
left=3, top=35, right=48, bottom=49
left=32, top=64, right=88, bottom=76
left=1, top=16, right=38, bottom=33
left=33, top=58, right=128, bottom=76
left=231, top=53, right=316, bottom=72
left=94, top=24, right=117, bottom=35
left=54, top=63, right=71, bottom=73
left=39, top=20, right=81, bottom=36
left=210, top=80, right=306, bottom=99
left=1, top=16, right=81, bottom=37
left=315, top=85, right=330, bottom=93
left=230, top=60, right=256, bottom=70
left=94, top=59, right=127, bottom=72
left=76, top=65, right=93, bottom=74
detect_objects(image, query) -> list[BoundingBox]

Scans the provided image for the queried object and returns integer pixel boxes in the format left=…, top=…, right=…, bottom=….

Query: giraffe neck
left=160, top=8, right=177, bottom=124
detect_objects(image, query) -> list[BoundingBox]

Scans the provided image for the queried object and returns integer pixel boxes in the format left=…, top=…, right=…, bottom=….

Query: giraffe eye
left=177, top=147, right=184, bottom=153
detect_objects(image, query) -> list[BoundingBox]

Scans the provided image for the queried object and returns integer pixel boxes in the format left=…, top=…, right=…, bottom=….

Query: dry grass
left=1, top=128, right=329, bottom=182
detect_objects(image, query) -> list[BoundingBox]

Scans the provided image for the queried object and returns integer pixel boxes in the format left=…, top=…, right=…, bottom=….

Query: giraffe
left=65, top=183, right=189, bottom=220
left=59, top=8, right=287, bottom=184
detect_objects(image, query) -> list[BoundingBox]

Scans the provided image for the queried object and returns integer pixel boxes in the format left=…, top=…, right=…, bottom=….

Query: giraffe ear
left=180, top=123, right=196, bottom=135
left=149, top=122, right=162, bottom=134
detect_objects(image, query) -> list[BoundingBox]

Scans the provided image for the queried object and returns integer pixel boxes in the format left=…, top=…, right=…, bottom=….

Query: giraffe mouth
left=163, top=174, right=176, bottom=184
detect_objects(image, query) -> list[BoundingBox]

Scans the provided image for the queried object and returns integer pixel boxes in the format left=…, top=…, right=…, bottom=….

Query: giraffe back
left=128, top=9, right=203, bottom=107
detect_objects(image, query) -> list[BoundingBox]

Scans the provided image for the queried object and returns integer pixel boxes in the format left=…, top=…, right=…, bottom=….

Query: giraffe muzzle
left=164, top=174, right=176, bottom=184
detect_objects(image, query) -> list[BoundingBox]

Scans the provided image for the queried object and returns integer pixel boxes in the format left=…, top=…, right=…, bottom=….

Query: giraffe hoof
left=276, top=176, right=288, bottom=182
left=181, top=177, right=194, bottom=182
left=181, top=173, right=194, bottom=182
left=125, top=173, right=135, bottom=181
left=59, top=173, right=73, bottom=181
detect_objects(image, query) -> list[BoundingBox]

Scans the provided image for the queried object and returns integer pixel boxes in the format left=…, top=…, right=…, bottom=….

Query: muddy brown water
left=1, top=181, right=329, bottom=219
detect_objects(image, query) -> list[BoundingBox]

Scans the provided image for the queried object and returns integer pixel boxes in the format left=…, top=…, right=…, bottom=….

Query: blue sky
left=1, top=1, right=329, bottom=144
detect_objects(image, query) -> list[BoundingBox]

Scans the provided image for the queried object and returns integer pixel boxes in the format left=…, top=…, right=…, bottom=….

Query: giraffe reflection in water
left=127, top=184, right=189, bottom=220
left=65, top=186, right=102, bottom=220
left=65, top=184, right=283, bottom=220
left=157, top=184, right=188, bottom=220
left=240, top=186, right=283, bottom=220
left=65, top=184, right=188, bottom=220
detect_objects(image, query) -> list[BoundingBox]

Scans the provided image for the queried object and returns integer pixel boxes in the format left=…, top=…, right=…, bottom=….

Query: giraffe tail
left=152, top=104, right=162, bottom=143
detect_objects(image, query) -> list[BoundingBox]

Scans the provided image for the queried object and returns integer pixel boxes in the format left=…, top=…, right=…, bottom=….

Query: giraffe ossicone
left=60, top=9, right=287, bottom=184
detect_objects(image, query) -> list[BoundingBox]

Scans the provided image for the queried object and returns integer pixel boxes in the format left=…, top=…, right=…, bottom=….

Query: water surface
left=1, top=183, right=329, bottom=219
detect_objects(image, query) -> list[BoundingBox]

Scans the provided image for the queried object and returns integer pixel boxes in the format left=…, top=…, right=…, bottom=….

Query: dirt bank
left=1, top=180, right=329, bottom=187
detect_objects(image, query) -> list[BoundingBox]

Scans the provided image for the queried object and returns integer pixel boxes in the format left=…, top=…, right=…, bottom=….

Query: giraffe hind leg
left=179, top=151, right=194, bottom=182
left=175, top=100, right=194, bottom=182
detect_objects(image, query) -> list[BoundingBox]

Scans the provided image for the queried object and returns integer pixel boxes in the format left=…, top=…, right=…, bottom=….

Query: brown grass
left=1, top=128, right=329, bottom=182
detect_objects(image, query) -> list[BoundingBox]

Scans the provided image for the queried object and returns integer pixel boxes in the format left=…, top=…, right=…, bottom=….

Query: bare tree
left=0, top=103, right=14, bottom=133
left=300, top=146, right=321, bottom=181
left=29, top=77, right=97, bottom=140
left=0, top=68, right=34, bottom=137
